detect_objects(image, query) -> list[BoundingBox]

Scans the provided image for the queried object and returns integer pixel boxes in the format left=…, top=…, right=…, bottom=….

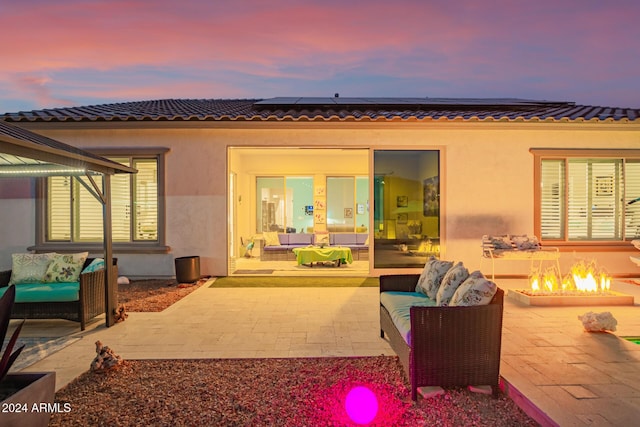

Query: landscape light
left=345, top=386, right=378, bottom=425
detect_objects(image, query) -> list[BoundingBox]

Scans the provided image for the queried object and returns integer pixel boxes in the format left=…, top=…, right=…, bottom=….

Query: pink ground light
left=345, top=386, right=379, bottom=424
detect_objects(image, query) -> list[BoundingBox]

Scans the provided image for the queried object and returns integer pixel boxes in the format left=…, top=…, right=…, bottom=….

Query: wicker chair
left=0, top=258, right=116, bottom=330
left=380, top=274, right=504, bottom=400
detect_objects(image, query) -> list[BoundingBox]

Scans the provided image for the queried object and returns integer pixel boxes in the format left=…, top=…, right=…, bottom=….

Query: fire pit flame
left=529, top=260, right=612, bottom=295
left=511, top=259, right=631, bottom=306
left=531, top=276, right=540, bottom=292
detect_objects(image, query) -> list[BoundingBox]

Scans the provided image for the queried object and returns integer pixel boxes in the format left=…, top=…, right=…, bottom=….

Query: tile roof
left=2, top=97, right=639, bottom=123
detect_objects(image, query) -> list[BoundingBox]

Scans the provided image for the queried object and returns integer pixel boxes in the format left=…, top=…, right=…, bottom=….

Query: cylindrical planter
left=174, top=256, right=201, bottom=283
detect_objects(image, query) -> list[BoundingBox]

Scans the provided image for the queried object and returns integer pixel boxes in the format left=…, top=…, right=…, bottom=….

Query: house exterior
left=1, top=97, right=639, bottom=279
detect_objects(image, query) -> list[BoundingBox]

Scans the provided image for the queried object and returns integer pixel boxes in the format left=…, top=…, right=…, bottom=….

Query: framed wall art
left=423, top=176, right=439, bottom=216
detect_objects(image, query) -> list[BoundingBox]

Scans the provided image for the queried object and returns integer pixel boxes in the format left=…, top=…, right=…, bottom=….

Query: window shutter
left=567, top=160, right=622, bottom=240
left=590, top=161, right=622, bottom=239
left=74, top=176, right=104, bottom=241
left=111, top=172, right=131, bottom=241
left=625, top=161, right=640, bottom=239
left=47, top=176, right=71, bottom=241
left=567, top=160, right=589, bottom=239
left=133, top=159, right=158, bottom=240
left=540, top=160, right=565, bottom=239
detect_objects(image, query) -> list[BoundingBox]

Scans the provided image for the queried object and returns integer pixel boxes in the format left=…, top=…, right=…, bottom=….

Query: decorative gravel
left=49, top=357, right=538, bottom=427
left=118, top=278, right=206, bottom=312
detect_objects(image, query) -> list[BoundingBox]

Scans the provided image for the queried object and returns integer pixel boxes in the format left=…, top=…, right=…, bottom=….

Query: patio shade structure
left=0, top=120, right=136, bottom=328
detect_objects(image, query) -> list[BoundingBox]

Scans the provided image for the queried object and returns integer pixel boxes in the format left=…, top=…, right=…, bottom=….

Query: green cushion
left=380, top=291, right=437, bottom=345
left=81, top=258, right=104, bottom=273
left=0, top=282, right=80, bottom=303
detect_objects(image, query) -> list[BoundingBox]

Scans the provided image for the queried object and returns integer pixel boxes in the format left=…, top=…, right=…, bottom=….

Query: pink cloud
left=66, top=79, right=253, bottom=102
left=14, top=75, right=74, bottom=107
left=0, top=1, right=472, bottom=75
left=1, top=0, right=639, bottom=108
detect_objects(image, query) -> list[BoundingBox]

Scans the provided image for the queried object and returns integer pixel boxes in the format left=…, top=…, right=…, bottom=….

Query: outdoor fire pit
left=507, top=260, right=634, bottom=306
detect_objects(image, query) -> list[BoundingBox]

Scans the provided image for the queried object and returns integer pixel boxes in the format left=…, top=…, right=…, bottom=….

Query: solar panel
left=254, top=97, right=572, bottom=109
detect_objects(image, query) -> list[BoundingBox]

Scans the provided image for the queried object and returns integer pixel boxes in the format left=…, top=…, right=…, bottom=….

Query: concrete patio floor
left=14, top=277, right=640, bottom=426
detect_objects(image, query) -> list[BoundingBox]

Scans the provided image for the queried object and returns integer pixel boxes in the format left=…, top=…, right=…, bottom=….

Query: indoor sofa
left=260, top=233, right=315, bottom=261
left=260, top=232, right=369, bottom=261
left=329, top=233, right=369, bottom=260
left=379, top=258, right=504, bottom=400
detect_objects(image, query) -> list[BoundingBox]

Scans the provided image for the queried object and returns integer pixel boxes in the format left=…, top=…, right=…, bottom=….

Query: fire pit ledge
left=507, top=289, right=634, bottom=307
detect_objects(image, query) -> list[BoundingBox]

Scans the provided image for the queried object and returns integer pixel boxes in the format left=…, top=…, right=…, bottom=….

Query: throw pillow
left=450, top=270, right=497, bottom=307
left=9, top=252, right=57, bottom=285
left=314, top=233, right=330, bottom=245
left=43, top=252, right=89, bottom=283
left=490, top=235, right=513, bottom=250
left=263, top=232, right=281, bottom=247
left=436, top=261, right=470, bottom=306
left=81, top=258, right=105, bottom=274
left=415, top=256, right=453, bottom=299
left=511, top=234, right=540, bottom=251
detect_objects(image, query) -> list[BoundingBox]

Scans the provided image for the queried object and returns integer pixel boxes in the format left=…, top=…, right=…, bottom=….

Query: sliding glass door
left=373, top=150, right=440, bottom=268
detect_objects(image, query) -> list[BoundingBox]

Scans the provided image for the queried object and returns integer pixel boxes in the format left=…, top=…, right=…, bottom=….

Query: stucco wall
left=0, top=199, right=35, bottom=271
left=0, top=179, right=35, bottom=270
left=3, top=121, right=638, bottom=277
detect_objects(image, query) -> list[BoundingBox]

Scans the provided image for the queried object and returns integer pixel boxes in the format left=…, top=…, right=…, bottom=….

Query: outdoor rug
left=49, top=356, right=536, bottom=427
left=4, top=336, right=81, bottom=371
left=211, top=276, right=379, bottom=288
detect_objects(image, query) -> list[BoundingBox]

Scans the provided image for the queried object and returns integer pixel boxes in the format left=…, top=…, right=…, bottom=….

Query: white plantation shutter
left=567, top=160, right=622, bottom=240
left=625, top=161, right=640, bottom=239
left=48, top=176, right=72, bottom=240
left=590, top=161, right=622, bottom=239
left=45, top=156, right=159, bottom=243
left=540, top=160, right=565, bottom=239
left=567, top=160, right=589, bottom=239
left=541, top=157, right=631, bottom=242
left=110, top=158, right=132, bottom=241
left=75, top=176, right=104, bottom=241
left=133, top=159, right=158, bottom=240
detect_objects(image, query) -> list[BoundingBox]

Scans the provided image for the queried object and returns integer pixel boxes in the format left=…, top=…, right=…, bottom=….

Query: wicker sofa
left=0, top=257, right=115, bottom=330
left=380, top=273, right=504, bottom=400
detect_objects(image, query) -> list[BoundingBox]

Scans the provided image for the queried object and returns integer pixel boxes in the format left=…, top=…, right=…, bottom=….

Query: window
left=256, top=175, right=368, bottom=234
left=326, top=176, right=369, bottom=232
left=533, top=149, right=640, bottom=244
left=36, top=148, right=167, bottom=251
left=256, top=176, right=313, bottom=233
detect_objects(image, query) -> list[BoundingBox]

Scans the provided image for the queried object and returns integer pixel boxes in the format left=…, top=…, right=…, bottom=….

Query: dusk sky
left=1, top=0, right=639, bottom=112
